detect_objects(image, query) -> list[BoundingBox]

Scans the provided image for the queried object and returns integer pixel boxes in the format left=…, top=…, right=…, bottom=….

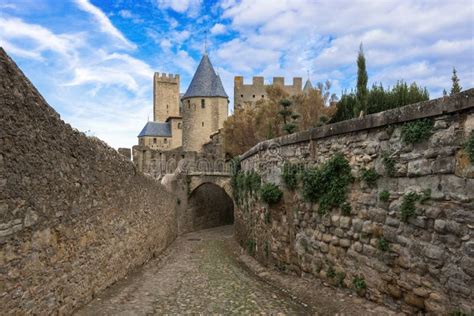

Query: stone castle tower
left=181, top=54, right=228, bottom=152
left=153, top=73, right=180, bottom=122
left=137, top=53, right=228, bottom=153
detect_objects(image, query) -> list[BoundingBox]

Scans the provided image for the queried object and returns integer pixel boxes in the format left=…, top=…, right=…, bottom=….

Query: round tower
left=181, top=54, right=228, bottom=152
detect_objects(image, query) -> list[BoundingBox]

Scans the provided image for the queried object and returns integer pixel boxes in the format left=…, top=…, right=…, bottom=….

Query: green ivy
left=400, top=192, right=419, bottom=222
left=378, top=237, right=389, bottom=252
left=341, top=202, right=352, bottom=216
left=379, top=190, right=390, bottom=202
left=260, top=183, right=283, bottom=205
left=352, top=276, right=367, bottom=290
left=382, top=151, right=396, bottom=177
left=361, top=168, right=380, bottom=187
left=302, top=153, right=353, bottom=215
left=281, top=162, right=302, bottom=190
left=232, top=167, right=261, bottom=206
left=464, top=130, right=474, bottom=163
left=401, top=118, right=434, bottom=144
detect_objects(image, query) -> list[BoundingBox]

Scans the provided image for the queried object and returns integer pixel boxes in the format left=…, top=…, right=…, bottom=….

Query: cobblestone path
left=76, top=225, right=395, bottom=315
left=76, top=225, right=308, bottom=315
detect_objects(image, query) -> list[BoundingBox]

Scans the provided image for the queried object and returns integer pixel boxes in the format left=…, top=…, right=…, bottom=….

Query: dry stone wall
left=0, top=48, right=178, bottom=314
left=235, top=89, right=474, bottom=314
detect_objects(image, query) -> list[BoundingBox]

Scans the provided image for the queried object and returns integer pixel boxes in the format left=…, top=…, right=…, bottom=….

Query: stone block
left=407, top=159, right=432, bottom=177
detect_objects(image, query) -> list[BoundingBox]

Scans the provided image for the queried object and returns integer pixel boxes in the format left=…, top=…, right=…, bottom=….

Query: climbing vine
left=361, top=168, right=380, bottom=187
left=382, top=151, right=396, bottom=177
left=231, top=158, right=261, bottom=206
left=401, top=118, right=434, bottom=144
left=281, top=162, right=302, bottom=190
left=302, top=153, right=353, bottom=215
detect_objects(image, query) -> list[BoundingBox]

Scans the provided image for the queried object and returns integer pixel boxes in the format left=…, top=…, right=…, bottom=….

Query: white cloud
left=210, top=23, right=226, bottom=35
left=156, top=0, right=202, bottom=17
left=74, top=0, right=136, bottom=49
left=118, top=9, right=144, bottom=23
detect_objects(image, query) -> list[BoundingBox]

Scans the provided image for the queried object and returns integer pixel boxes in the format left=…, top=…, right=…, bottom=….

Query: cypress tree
left=450, top=67, right=462, bottom=95
left=355, top=43, right=368, bottom=117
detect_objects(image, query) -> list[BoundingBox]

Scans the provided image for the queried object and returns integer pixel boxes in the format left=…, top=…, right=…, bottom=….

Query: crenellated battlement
left=154, top=72, right=180, bottom=83
left=234, top=76, right=302, bottom=90
left=234, top=76, right=303, bottom=109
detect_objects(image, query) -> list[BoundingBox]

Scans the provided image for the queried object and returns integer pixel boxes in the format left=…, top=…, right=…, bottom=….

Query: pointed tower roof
left=183, top=54, right=228, bottom=99
left=303, top=78, right=313, bottom=93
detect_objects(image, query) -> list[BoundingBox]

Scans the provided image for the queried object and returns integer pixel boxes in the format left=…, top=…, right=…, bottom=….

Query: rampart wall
left=0, top=48, right=178, bottom=314
left=235, top=89, right=474, bottom=314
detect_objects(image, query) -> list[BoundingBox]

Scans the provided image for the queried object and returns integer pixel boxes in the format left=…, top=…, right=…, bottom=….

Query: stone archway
left=188, top=182, right=234, bottom=231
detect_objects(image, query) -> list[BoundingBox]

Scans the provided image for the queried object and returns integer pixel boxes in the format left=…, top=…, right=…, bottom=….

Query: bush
left=379, top=190, right=390, bottom=202
left=400, top=192, right=419, bottom=222
left=260, top=183, right=283, bottom=205
left=341, top=202, right=351, bottom=216
left=464, top=130, right=474, bottom=163
left=281, top=162, right=301, bottom=190
left=302, top=153, right=353, bottom=215
left=401, top=119, right=434, bottom=144
left=353, top=276, right=367, bottom=290
left=378, top=237, right=389, bottom=252
left=382, top=151, right=396, bottom=177
left=361, top=168, right=380, bottom=187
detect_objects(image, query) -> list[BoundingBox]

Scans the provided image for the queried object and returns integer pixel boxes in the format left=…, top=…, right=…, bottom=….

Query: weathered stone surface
left=0, top=49, right=178, bottom=314
left=235, top=87, right=474, bottom=313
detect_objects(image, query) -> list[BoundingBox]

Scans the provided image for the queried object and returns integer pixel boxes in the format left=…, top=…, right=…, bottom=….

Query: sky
left=1, top=0, right=473, bottom=149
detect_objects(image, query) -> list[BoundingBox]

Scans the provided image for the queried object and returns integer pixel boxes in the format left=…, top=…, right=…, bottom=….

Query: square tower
left=153, top=73, right=180, bottom=122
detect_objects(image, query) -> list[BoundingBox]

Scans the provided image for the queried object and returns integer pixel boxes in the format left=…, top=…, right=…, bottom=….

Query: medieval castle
left=135, top=53, right=314, bottom=168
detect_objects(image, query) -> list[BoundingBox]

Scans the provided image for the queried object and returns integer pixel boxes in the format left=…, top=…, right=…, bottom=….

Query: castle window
left=252, top=95, right=255, bottom=98
left=153, top=138, right=157, bottom=144
left=202, top=122, right=204, bottom=127
left=201, top=99, right=205, bottom=108
left=262, top=95, right=265, bottom=98
left=164, top=138, right=168, bottom=143
left=187, top=100, right=190, bottom=109
left=241, top=94, right=243, bottom=98
left=178, top=123, right=182, bottom=129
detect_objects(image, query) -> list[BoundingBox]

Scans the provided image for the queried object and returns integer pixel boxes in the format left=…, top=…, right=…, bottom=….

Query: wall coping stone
left=239, top=88, right=474, bottom=161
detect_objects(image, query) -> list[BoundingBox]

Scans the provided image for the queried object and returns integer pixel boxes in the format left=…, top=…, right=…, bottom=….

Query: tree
left=222, top=106, right=259, bottom=157
left=279, top=99, right=299, bottom=134
left=294, top=88, right=336, bottom=130
left=450, top=67, right=462, bottom=95
left=354, top=43, right=368, bottom=117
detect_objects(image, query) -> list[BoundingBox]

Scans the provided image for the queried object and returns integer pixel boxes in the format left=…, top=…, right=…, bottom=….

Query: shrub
left=336, top=272, right=346, bottom=288
left=400, top=192, right=419, bottom=222
left=260, top=183, right=283, bottom=205
left=378, top=237, right=389, bottom=252
left=281, top=162, right=301, bottom=190
left=401, top=119, right=434, bottom=144
left=382, top=151, right=396, bottom=177
left=353, top=276, right=367, bottom=290
left=341, top=202, right=352, bottom=216
left=464, top=130, right=474, bottom=163
left=327, top=266, right=336, bottom=278
left=302, top=153, right=353, bottom=215
left=361, top=168, right=380, bottom=187
left=379, top=190, right=390, bottom=202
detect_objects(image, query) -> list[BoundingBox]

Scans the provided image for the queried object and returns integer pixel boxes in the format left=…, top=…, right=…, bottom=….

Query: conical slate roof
left=183, top=54, right=228, bottom=99
left=303, top=79, right=313, bottom=93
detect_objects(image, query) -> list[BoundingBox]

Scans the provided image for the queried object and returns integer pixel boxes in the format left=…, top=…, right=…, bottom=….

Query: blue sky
left=1, top=0, right=473, bottom=148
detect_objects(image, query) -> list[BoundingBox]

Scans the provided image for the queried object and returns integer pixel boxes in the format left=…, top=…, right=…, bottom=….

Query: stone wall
left=234, top=76, right=303, bottom=109
left=0, top=48, right=178, bottom=314
left=235, top=89, right=474, bottom=314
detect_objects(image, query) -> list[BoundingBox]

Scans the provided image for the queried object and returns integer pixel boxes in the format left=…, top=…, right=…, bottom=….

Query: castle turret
left=153, top=72, right=180, bottom=122
left=181, top=54, right=228, bottom=152
left=303, top=78, right=313, bottom=95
